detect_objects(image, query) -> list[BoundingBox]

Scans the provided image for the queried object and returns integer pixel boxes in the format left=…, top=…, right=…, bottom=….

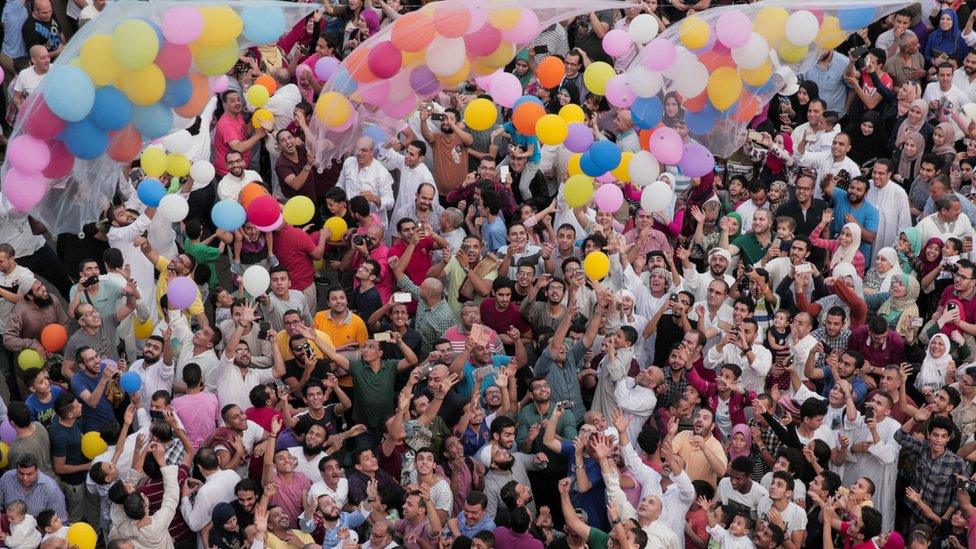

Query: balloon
left=66, top=523, right=98, bottom=549
left=433, top=3, right=471, bottom=38
left=107, top=125, right=143, bottom=163
left=731, top=32, right=770, bottom=70
left=679, top=16, right=710, bottom=50
left=0, top=421, right=14, bottom=444
left=628, top=14, right=659, bottom=44
left=116, top=63, right=166, bottom=107
left=778, top=40, right=809, bottom=64
left=324, top=216, right=348, bottom=241
left=740, top=60, right=772, bottom=87
left=583, top=62, right=614, bottom=95
left=409, top=65, right=440, bottom=96
left=464, top=98, right=497, bottom=131
left=42, top=141, right=74, bottom=179
left=246, top=84, right=270, bottom=107
left=196, top=6, right=243, bottom=46
left=642, top=38, right=676, bottom=71
left=283, top=196, right=315, bottom=226
left=678, top=142, right=715, bottom=177
left=113, top=20, right=159, bottom=70
left=589, top=141, right=622, bottom=173
left=134, top=317, right=154, bottom=340
left=3, top=169, right=46, bottom=211
left=132, top=104, right=174, bottom=140
left=593, top=184, right=624, bottom=212
left=247, top=194, right=281, bottom=226
left=602, top=29, right=631, bottom=58
left=579, top=152, right=603, bottom=177
left=81, top=432, right=107, bottom=460
left=137, top=178, right=166, bottom=208
left=838, top=7, right=876, bottom=31
left=167, top=276, right=197, bottom=310
left=512, top=101, right=545, bottom=135
left=40, top=324, right=68, bottom=352
left=487, top=7, right=522, bottom=30
left=368, top=42, right=402, bottom=80
left=191, top=40, right=241, bottom=76
left=162, top=130, right=192, bottom=155
left=489, top=72, right=522, bottom=108
left=8, top=135, right=50, bottom=173
left=673, top=61, right=708, bottom=98
left=648, top=127, right=683, bottom=165
left=785, top=11, right=819, bottom=46
left=44, top=66, right=95, bottom=122
left=500, top=9, right=539, bottom=43
left=707, top=67, right=742, bottom=111
left=564, top=174, right=595, bottom=208
left=535, top=56, right=565, bottom=89
left=156, top=42, right=192, bottom=80
left=684, top=104, right=719, bottom=134
left=158, top=194, right=189, bottom=222
left=629, top=151, right=661, bottom=187
left=627, top=66, right=663, bottom=97
left=815, top=16, right=847, bottom=50
left=119, top=371, right=142, bottom=394
left=242, top=265, right=271, bottom=296
left=0, top=442, right=8, bottom=469
left=141, top=147, right=167, bottom=178
left=391, top=11, right=436, bottom=53
left=631, top=96, right=663, bottom=129
left=426, top=36, right=467, bottom=76
left=252, top=108, right=274, bottom=130
left=63, top=119, right=109, bottom=160
left=167, top=153, right=191, bottom=177
left=211, top=199, right=246, bottom=231
left=605, top=75, right=635, bottom=109
left=716, top=11, right=752, bottom=48
left=559, top=104, right=585, bottom=124
left=535, top=114, right=568, bottom=146
left=241, top=5, right=287, bottom=44
left=24, top=99, right=65, bottom=140
left=90, top=86, right=132, bottom=132
left=640, top=180, right=674, bottom=213
left=564, top=122, right=594, bottom=153
left=567, top=153, right=583, bottom=176
left=79, top=35, right=121, bottom=86
left=188, top=161, right=215, bottom=185
left=254, top=214, right=283, bottom=233
left=162, top=6, right=203, bottom=45
left=465, top=24, right=502, bottom=57
left=753, top=6, right=789, bottom=45
left=315, top=92, right=352, bottom=129
left=174, top=73, right=211, bottom=118
left=610, top=151, right=633, bottom=182
left=315, top=56, right=340, bottom=82
left=240, top=183, right=270, bottom=207
left=17, top=349, right=43, bottom=371
left=583, top=251, right=610, bottom=281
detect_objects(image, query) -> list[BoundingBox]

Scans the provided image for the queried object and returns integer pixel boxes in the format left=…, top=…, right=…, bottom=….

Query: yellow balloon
left=315, top=92, right=352, bottom=129
left=196, top=6, right=243, bottom=47
left=567, top=153, right=583, bottom=176
left=112, top=20, right=159, bottom=70
left=0, top=442, right=8, bottom=469
left=479, top=42, right=515, bottom=69
left=535, top=114, right=568, bottom=146
left=487, top=8, right=523, bottom=30
left=753, top=6, right=789, bottom=46
left=246, top=84, right=270, bottom=108
left=564, top=174, right=595, bottom=208
left=611, top=151, right=633, bottom=183
left=66, top=523, right=98, bottom=549
left=739, top=60, right=772, bottom=87
left=191, top=40, right=241, bottom=76
left=167, top=154, right=191, bottom=177
left=134, top=317, right=154, bottom=340
left=313, top=258, right=325, bottom=271
left=815, top=16, right=847, bottom=51
left=464, top=98, right=497, bottom=131
left=436, top=59, right=472, bottom=87
left=324, top=216, right=349, bottom=241
left=17, top=349, right=42, bottom=371
left=583, top=251, right=610, bottom=281
left=583, top=62, right=614, bottom=96
left=117, top=65, right=166, bottom=106
left=81, top=431, right=107, bottom=460
left=401, top=49, right=427, bottom=69
left=559, top=104, right=585, bottom=124
left=707, top=67, right=742, bottom=111
left=283, top=196, right=315, bottom=226
left=679, top=16, right=711, bottom=50
left=141, top=147, right=168, bottom=178
left=80, top=35, right=121, bottom=86
left=778, top=40, right=809, bottom=64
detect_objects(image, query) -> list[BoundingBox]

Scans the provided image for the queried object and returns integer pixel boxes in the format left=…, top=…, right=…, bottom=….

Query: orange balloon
left=683, top=91, right=709, bottom=113
left=346, top=47, right=377, bottom=84
left=698, top=50, right=735, bottom=73
left=391, top=11, right=436, bottom=53
left=107, top=125, right=143, bottom=163
left=240, top=182, right=269, bottom=207
left=433, top=4, right=471, bottom=38
left=639, top=129, right=653, bottom=151
left=254, top=74, right=277, bottom=95
left=40, top=324, right=67, bottom=353
left=732, top=92, right=763, bottom=123
left=175, top=73, right=211, bottom=118
left=512, top=101, right=545, bottom=136
left=536, top=56, right=565, bottom=88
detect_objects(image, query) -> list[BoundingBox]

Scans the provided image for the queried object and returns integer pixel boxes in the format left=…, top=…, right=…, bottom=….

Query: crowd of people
left=5, top=0, right=976, bottom=548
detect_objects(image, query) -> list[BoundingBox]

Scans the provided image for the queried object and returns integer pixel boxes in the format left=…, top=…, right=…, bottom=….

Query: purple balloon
left=564, top=122, right=594, bottom=153
left=314, top=56, right=340, bottom=82
left=167, top=276, right=197, bottom=310
left=409, top=65, right=440, bottom=96
left=0, top=421, right=14, bottom=444
left=677, top=142, right=715, bottom=177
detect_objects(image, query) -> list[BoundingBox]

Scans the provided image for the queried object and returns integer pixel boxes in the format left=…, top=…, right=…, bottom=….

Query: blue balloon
left=684, top=105, right=718, bottom=135
left=211, top=199, right=247, bottom=231
left=579, top=152, right=603, bottom=177
left=837, top=7, right=876, bottom=30
left=513, top=95, right=544, bottom=110
left=363, top=125, right=388, bottom=145
left=589, top=140, right=622, bottom=173
left=241, top=6, right=287, bottom=44
left=631, top=96, right=663, bottom=130
left=745, top=79, right=777, bottom=97
left=90, top=87, right=132, bottom=132
left=161, top=77, right=193, bottom=108
left=119, top=371, right=142, bottom=394
left=137, top=178, right=166, bottom=207
left=44, top=66, right=95, bottom=122
left=332, top=68, right=358, bottom=95
left=132, top=104, right=173, bottom=140
left=63, top=118, right=109, bottom=159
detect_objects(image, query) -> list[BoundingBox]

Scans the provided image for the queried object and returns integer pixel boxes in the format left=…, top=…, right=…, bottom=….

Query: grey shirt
left=532, top=342, right=587, bottom=419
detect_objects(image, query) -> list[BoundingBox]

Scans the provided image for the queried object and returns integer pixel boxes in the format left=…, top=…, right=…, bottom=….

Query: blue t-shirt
left=1, top=2, right=28, bottom=58
left=25, top=385, right=64, bottom=428
left=49, top=418, right=87, bottom=485
left=559, top=439, right=608, bottom=531
left=482, top=216, right=508, bottom=254
left=70, top=365, right=116, bottom=433
left=830, top=188, right=879, bottom=259
left=457, top=355, right=510, bottom=399
left=503, top=122, right=542, bottom=163
left=819, top=366, right=868, bottom=407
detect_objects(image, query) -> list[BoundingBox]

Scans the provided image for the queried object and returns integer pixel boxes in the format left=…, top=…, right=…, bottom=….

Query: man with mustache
left=820, top=174, right=879, bottom=260
left=3, top=280, right=68, bottom=362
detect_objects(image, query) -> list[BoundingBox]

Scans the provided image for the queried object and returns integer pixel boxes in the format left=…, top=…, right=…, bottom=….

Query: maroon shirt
left=479, top=299, right=531, bottom=338
left=140, top=464, right=192, bottom=543
left=846, top=324, right=906, bottom=369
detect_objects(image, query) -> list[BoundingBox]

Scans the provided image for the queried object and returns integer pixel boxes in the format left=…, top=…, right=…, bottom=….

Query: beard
left=303, top=441, right=323, bottom=456
left=495, top=458, right=514, bottom=471
left=709, top=263, right=726, bottom=276
left=32, top=294, right=53, bottom=308
left=142, top=353, right=160, bottom=365
left=322, top=509, right=340, bottom=521
left=848, top=192, right=864, bottom=205
left=440, top=124, right=454, bottom=134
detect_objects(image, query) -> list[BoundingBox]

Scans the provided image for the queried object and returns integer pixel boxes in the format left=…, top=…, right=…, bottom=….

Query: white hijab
left=876, top=247, right=899, bottom=293
left=915, top=333, right=953, bottom=393
left=831, top=222, right=862, bottom=269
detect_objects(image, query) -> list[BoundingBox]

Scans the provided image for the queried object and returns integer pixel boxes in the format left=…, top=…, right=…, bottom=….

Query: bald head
left=355, top=136, right=375, bottom=167
left=273, top=68, right=290, bottom=86
left=366, top=225, right=383, bottom=242
left=420, top=277, right=444, bottom=303
left=29, top=45, right=50, bottom=71
left=32, top=0, right=52, bottom=20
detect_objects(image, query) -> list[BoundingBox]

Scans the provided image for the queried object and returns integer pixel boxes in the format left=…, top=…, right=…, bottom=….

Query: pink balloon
left=359, top=80, right=391, bottom=106
left=42, top=141, right=74, bottom=179
left=466, top=6, right=487, bottom=33
left=489, top=72, right=522, bottom=108
left=465, top=24, right=502, bottom=57
left=166, top=276, right=197, bottom=309
left=162, top=7, right=203, bottom=45
left=3, top=168, right=46, bottom=211
left=382, top=94, right=417, bottom=119
left=367, top=42, right=402, bottom=80
left=643, top=39, right=676, bottom=71
left=23, top=99, right=66, bottom=140
left=0, top=67, right=4, bottom=86
left=602, top=29, right=631, bottom=58
left=501, top=10, right=539, bottom=44
left=247, top=195, right=281, bottom=227
left=594, top=183, right=624, bottom=212
left=156, top=42, right=192, bottom=80
left=474, top=70, right=499, bottom=91
left=648, top=127, right=684, bottom=166
left=254, top=214, right=284, bottom=232
left=210, top=75, right=229, bottom=93
left=605, top=75, right=635, bottom=108
left=596, top=172, right=616, bottom=183
left=715, top=11, right=752, bottom=49
left=8, top=135, right=50, bottom=173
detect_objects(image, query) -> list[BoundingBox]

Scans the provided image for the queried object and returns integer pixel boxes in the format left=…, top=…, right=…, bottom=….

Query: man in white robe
left=843, top=392, right=901, bottom=532
left=865, top=159, right=911, bottom=258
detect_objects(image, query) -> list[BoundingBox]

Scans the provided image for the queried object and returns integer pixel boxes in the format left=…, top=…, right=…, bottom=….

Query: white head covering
left=876, top=247, right=900, bottom=292
left=916, top=333, right=953, bottom=393
left=708, top=247, right=732, bottom=264
left=832, top=262, right=863, bottom=296
left=831, top=223, right=862, bottom=268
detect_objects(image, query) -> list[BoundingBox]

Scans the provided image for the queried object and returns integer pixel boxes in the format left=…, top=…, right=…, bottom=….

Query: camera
left=744, top=264, right=754, bottom=274
left=353, top=235, right=366, bottom=247
left=257, top=320, right=271, bottom=340
left=944, top=263, right=960, bottom=273
left=301, top=343, right=314, bottom=357
left=82, top=275, right=99, bottom=288
left=851, top=46, right=869, bottom=70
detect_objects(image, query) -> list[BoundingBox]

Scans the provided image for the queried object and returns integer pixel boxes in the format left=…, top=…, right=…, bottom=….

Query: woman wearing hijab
left=925, top=8, right=970, bottom=64
left=890, top=99, right=933, bottom=151
left=914, top=333, right=956, bottom=396
left=506, top=50, right=534, bottom=89
left=916, top=237, right=946, bottom=317
left=864, top=247, right=901, bottom=295
left=810, top=214, right=866, bottom=276
left=209, top=503, right=246, bottom=549
left=794, top=81, right=820, bottom=126
left=845, top=111, right=889, bottom=165
left=546, top=80, right=580, bottom=114
left=895, top=131, right=926, bottom=184
left=662, top=91, right=684, bottom=128
left=931, top=121, right=958, bottom=166
left=725, top=423, right=767, bottom=482
left=796, top=262, right=868, bottom=329
left=877, top=273, right=920, bottom=338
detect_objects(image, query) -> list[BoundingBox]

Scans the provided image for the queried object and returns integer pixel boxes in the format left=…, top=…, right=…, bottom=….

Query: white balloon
left=640, top=181, right=674, bottom=213
left=673, top=61, right=708, bottom=98
left=158, top=194, right=189, bottom=223
left=628, top=14, right=659, bottom=45
left=785, top=11, right=819, bottom=47
left=731, top=33, right=770, bottom=70
left=626, top=66, right=663, bottom=97
left=189, top=160, right=216, bottom=184
left=628, top=151, right=660, bottom=187
left=242, top=265, right=271, bottom=297
left=662, top=47, right=695, bottom=80
left=426, top=37, right=467, bottom=76
left=162, top=130, right=193, bottom=155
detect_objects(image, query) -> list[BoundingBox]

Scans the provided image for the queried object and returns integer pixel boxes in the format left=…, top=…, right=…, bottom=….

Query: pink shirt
left=271, top=471, right=312, bottom=528
left=214, top=113, right=247, bottom=176
left=171, top=392, right=220, bottom=448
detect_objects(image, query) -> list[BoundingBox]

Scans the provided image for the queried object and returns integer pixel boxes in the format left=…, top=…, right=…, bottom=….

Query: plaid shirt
left=397, top=275, right=459, bottom=356
left=164, top=439, right=185, bottom=467
left=894, top=429, right=964, bottom=527
left=661, top=367, right=690, bottom=409
left=809, top=327, right=851, bottom=369
left=748, top=415, right=783, bottom=458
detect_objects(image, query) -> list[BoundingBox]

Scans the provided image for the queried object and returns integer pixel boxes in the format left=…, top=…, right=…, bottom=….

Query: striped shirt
left=0, top=470, right=67, bottom=522
left=140, top=464, right=193, bottom=543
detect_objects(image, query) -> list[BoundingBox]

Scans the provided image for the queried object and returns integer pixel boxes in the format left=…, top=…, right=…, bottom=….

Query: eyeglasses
left=359, top=342, right=380, bottom=350
left=954, top=273, right=975, bottom=280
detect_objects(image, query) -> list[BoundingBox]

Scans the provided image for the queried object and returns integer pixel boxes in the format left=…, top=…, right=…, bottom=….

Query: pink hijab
left=727, top=423, right=753, bottom=460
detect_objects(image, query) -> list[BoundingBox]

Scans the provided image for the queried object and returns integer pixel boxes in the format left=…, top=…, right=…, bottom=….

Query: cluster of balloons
left=246, top=74, right=281, bottom=129
left=135, top=135, right=217, bottom=222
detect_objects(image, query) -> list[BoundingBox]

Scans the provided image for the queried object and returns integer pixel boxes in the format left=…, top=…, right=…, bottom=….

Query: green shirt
left=515, top=401, right=578, bottom=460
left=348, top=358, right=399, bottom=428
left=184, top=238, right=222, bottom=288
left=731, top=233, right=769, bottom=266
left=587, top=528, right=609, bottom=549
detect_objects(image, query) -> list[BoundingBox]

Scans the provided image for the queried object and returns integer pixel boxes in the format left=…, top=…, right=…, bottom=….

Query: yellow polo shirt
left=154, top=256, right=204, bottom=318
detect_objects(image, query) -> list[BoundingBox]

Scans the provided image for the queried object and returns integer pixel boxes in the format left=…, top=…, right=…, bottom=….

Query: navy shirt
left=70, top=365, right=116, bottom=433
left=49, top=419, right=87, bottom=485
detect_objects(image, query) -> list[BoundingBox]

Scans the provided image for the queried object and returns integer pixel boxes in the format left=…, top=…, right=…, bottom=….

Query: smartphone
left=460, top=242, right=471, bottom=254
left=301, top=343, right=315, bottom=357
left=948, top=301, right=959, bottom=313
left=795, top=263, right=812, bottom=275
left=470, top=323, right=491, bottom=348
left=864, top=407, right=874, bottom=422
left=393, top=292, right=412, bottom=304
left=431, top=113, right=446, bottom=121
left=952, top=162, right=961, bottom=179
left=374, top=331, right=392, bottom=342
left=257, top=320, right=271, bottom=340
left=820, top=341, right=833, bottom=355
left=747, top=130, right=763, bottom=142
left=149, top=410, right=165, bottom=422
left=534, top=44, right=549, bottom=54
left=274, top=379, right=286, bottom=392
left=499, top=165, right=510, bottom=181
left=417, top=363, right=435, bottom=379
left=473, top=365, right=494, bottom=379
left=910, top=316, right=924, bottom=328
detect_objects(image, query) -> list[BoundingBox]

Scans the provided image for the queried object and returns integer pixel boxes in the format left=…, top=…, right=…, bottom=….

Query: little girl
left=765, top=310, right=792, bottom=391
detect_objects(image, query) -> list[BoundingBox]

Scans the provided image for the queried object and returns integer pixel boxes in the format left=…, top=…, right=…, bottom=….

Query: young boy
left=4, top=500, right=42, bottom=548
left=35, top=509, right=68, bottom=542
left=765, top=310, right=792, bottom=391
left=699, top=496, right=756, bottom=548
left=24, top=368, right=65, bottom=429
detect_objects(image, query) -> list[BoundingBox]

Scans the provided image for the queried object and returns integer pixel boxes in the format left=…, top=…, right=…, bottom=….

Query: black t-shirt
left=568, top=12, right=614, bottom=64
left=283, top=358, right=332, bottom=386
left=653, top=315, right=686, bottom=368
left=22, top=16, right=61, bottom=53
left=298, top=403, right=342, bottom=436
